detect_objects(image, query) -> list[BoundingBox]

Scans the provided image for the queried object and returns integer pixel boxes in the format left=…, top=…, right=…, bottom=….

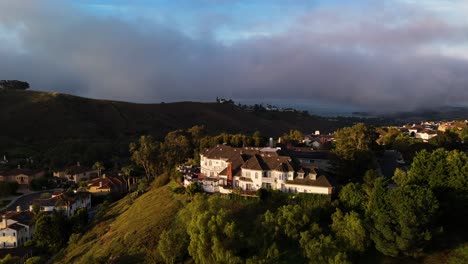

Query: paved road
left=0, top=190, right=61, bottom=213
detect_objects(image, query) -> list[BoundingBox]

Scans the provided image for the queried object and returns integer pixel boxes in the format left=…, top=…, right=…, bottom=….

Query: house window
left=13, top=232, right=15, bottom=236
left=255, top=172, right=258, bottom=179
left=2, top=233, right=4, bottom=236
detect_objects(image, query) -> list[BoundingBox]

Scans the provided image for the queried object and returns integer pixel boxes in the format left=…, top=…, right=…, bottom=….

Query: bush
left=30, top=177, right=51, bottom=191
left=153, top=173, right=170, bottom=188
left=25, top=256, right=46, bottom=264
left=0, top=181, right=19, bottom=197
left=40, top=192, right=51, bottom=199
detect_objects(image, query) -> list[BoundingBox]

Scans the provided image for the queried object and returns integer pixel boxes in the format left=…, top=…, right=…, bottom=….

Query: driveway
left=0, top=189, right=62, bottom=213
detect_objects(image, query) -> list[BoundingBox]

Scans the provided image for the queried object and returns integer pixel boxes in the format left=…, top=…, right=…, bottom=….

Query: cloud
left=0, top=0, right=467, bottom=112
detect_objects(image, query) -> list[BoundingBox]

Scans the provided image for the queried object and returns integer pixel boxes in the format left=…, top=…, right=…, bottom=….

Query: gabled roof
left=242, top=155, right=265, bottom=171
left=0, top=211, right=34, bottom=227
left=87, top=175, right=126, bottom=191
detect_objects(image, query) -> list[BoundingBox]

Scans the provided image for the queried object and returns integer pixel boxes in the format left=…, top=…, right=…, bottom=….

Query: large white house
left=29, top=191, right=91, bottom=217
left=197, top=145, right=333, bottom=195
left=0, top=209, right=34, bottom=249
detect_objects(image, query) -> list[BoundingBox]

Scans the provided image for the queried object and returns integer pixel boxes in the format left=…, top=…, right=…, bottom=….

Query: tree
left=121, top=165, right=135, bottom=192
left=252, top=131, right=264, bottom=147
left=368, top=184, right=439, bottom=257
left=331, top=209, right=368, bottom=253
left=186, top=182, right=203, bottom=198
left=332, top=123, right=378, bottom=182
left=129, top=135, right=160, bottom=181
left=34, top=211, right=70, bottom=253
left=0, top=254, right=20, bottom=264
left=92, top=161, right=105, bottom=178
left=160, top=130, right=192, bottom=171
left=187, top=206, right=243, bottom=263
left=334, top=123, right=377, bottom=159
left=158, top=228, right=188, bottom=264
left=429, top=130, right=460, bottom=150
left=0, top=80, right=30, bottom=90
left=339, top=183, right=366, bottom=211
left=300, top=233, right=350, bottom=264
left=70, top=208, right=88, bottom=233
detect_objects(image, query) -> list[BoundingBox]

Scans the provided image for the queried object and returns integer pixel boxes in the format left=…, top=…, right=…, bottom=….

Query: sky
left=1, top=0, right=468, bottom=113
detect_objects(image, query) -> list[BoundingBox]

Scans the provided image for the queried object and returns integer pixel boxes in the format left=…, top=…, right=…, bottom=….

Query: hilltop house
left=29, top=191, right=91, bottom=217
left=87, top=174, right=127, bottom=195
left=53, top=163, right=98, bottom=183
left=0, top=167, right=45, bottom=187
left=194, top=145, right=334, bottom=195
left=0, top=209, right=34, bottom=249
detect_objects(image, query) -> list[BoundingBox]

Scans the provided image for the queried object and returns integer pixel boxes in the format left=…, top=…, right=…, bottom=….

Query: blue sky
left=0, top=0, right=467, bottom=112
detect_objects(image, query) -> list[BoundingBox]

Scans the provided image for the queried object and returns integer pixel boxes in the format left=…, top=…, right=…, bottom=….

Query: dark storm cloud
left=0, top=0, right=467, bottom=111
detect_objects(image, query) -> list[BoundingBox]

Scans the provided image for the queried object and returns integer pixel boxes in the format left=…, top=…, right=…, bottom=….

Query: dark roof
left=0, top=168, right=40, bottom=177
left=32, top=191, right=90, bottom=207
left=286, top=175, right=332, bottom=188
left=287, top=150, right=332, bottom=160
left=242, top=155, right=264, bottom=171
left=1, top=211, right=34, bottom=225
left=8, top=223, right=26, bottom=231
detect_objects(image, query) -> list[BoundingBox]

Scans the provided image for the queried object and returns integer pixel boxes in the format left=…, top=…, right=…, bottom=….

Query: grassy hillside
left=56, top=182, right=186, bottom=263
left=0, top=89, right=367, bottom=163
left=0, top=89, right=351, bottom=142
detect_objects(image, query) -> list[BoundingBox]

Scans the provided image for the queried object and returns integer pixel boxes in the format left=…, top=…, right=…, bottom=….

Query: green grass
left=56, top=182, right=187, bottom=263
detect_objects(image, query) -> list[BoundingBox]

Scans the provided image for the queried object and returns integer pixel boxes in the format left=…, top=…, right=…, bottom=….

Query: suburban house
left=415, top=129, right=439, bottom=141
left=29, top=191, right=91, bottom=217
left=0, top=209, right=34, bottom=249
left=303, top=132, right=334, bottom=150
left=406, top=124, right=439, bottom=142
left=53, top=162, right=98, bottom=183
left=87, top=174, right=127, bottom=195
left=0, top=167, right=45, bottom=187
left=194, top=145, right=334, bottom=195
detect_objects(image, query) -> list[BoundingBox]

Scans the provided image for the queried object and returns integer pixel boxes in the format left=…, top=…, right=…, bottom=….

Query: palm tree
left=121, top=165, right=134, bottom=192
left=93, top=162, right=105, bottom=178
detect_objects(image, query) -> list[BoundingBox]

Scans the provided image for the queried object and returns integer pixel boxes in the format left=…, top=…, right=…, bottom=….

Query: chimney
left=17, top=164, right=21, bottom=169
left=269, top=137, right=273, bottom=147
left=77, top=161, right=81, bottom=167
left=227, top=162, right=233, bottom=187
left=99, top=181, right=102, bottom=188
left=1, top=215, right=6, bottom=229
left=16, top=206, right=21, bottom=212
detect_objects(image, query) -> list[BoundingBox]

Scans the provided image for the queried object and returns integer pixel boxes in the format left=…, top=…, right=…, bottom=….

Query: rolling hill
left=0, top=89, right=360, bottom=152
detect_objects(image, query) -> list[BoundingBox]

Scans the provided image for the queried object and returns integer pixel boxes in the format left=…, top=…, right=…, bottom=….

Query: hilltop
left=0, top=89, right=363, bottom=157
